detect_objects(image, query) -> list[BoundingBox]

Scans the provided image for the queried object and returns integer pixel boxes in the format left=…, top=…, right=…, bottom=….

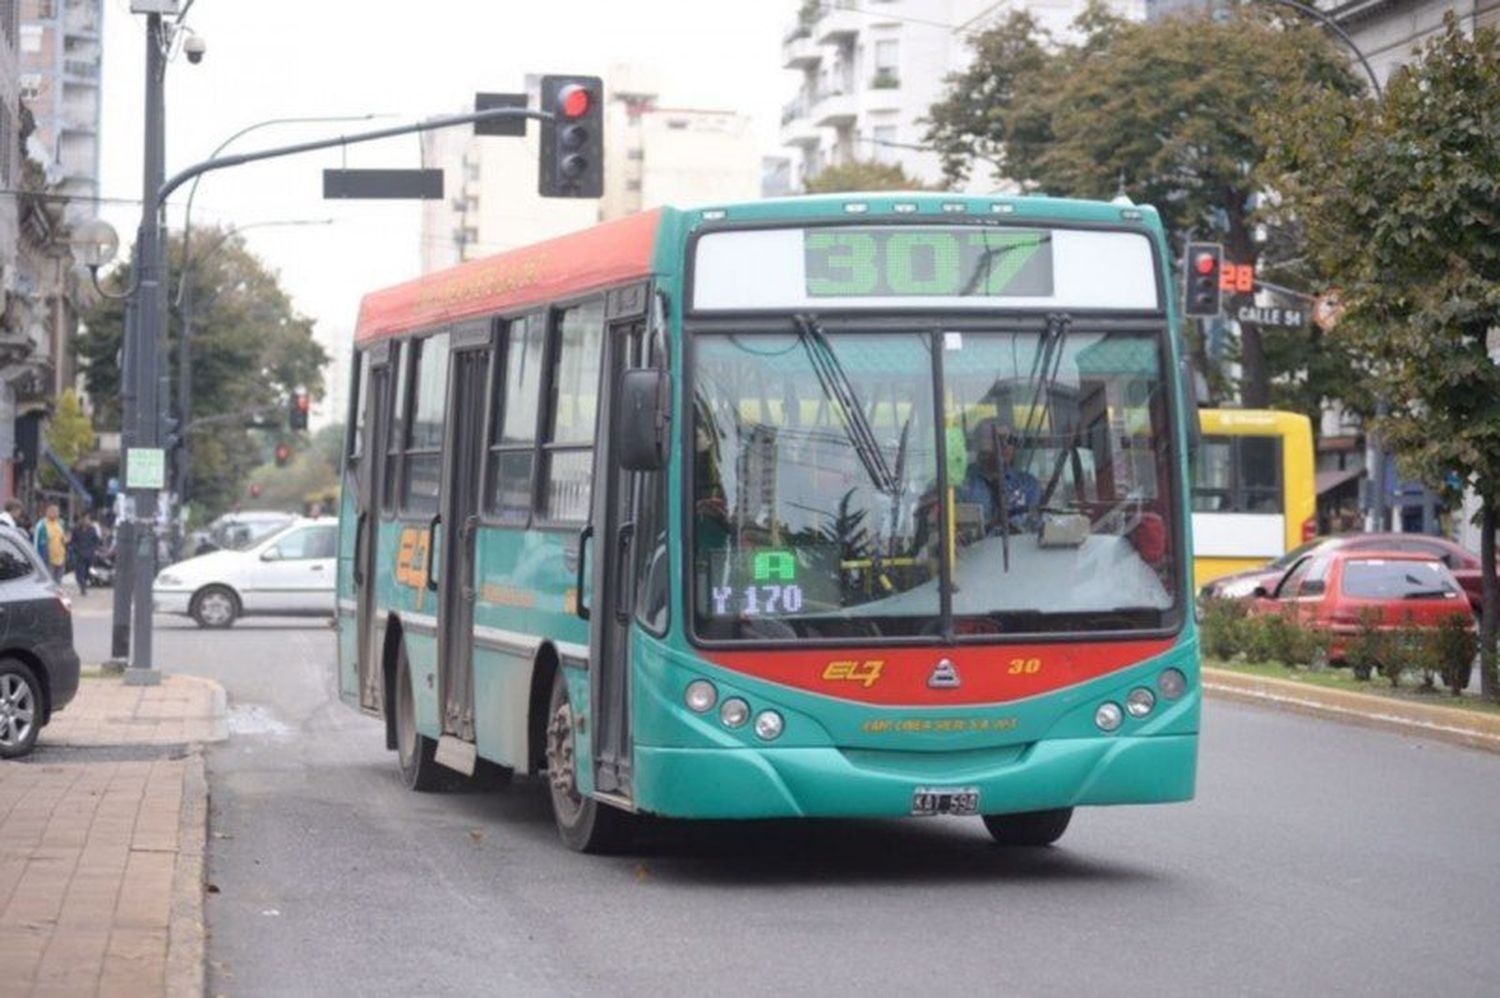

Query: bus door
left=587, top=286, right=653, bottom=799
left=433, top=321, right=492, bottom=769
left=354, top=342, right=392, bottom=713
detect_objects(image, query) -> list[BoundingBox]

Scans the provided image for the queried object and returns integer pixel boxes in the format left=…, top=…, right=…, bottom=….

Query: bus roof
left=354, top=208, right=662, bottom=343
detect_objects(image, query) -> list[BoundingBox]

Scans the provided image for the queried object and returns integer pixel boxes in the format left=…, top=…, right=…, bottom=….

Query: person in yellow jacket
left=33, top=504, right=69, bottom=584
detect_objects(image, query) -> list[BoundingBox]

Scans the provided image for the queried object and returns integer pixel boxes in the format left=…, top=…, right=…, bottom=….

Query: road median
left=1204, top=666, right=1500, bottom=753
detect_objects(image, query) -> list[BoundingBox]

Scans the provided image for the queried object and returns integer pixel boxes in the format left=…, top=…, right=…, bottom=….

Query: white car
left=154, top=518, right=339, bottom=628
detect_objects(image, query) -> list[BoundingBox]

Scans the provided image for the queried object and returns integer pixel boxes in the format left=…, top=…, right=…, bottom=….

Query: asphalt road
left=71, top=604, right=1500, bottom=997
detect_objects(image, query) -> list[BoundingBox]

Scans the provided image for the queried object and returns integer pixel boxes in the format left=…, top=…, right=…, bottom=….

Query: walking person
left=70, top=514, right=100, bottom=595
left=33, top=504, right=69, bottom=585
left=0, top=498, right=24, bottom=530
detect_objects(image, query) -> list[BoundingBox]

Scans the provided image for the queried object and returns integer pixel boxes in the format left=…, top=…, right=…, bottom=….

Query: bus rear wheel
left=394, top=643, right=444, bottom=792
left=544, top=668, right=634, bottom=854
left=983, top=807, right=1073, bottom=847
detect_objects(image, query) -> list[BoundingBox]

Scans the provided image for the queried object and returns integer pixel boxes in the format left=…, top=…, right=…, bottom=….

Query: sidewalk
left=1205, top=666, right=1500, bottom=753
left=0, top=674, right=225, bottom=997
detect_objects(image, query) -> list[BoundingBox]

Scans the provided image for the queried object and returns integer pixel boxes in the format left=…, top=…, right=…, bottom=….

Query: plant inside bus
left=690, top=325, right=1181, bottom=641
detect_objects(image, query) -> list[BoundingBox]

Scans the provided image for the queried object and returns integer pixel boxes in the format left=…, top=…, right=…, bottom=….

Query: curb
left=167, top=749, right=209, bottom=998
left=1204, top=667, right=1500, bottom=754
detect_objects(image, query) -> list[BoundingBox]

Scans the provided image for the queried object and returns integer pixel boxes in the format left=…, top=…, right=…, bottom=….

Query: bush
left=1347, top=607, right=1386, bottom=682
left=1430, top=612, right=1479, bottom=696
left=1381, top=614, right=1427, bottom=689
left=1200, top=597, right=1250, bottom=660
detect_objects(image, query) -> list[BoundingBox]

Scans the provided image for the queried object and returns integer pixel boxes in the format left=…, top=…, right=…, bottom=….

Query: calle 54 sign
left=1236, top=304, right=1306, bottom=329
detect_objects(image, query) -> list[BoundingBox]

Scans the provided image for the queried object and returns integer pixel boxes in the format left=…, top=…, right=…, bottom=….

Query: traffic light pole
left=119, top=103, right=554, bottom=682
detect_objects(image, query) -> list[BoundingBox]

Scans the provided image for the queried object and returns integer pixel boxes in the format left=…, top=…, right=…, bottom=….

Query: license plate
left=911, top=787, right=980, bottom=817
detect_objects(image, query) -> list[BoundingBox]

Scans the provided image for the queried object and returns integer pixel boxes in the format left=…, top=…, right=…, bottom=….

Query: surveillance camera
left=183, top=32, right=206, bottom=64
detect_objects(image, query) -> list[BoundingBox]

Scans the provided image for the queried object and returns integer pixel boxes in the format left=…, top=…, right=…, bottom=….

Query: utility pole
left=122, top=10, right=168, bottom=686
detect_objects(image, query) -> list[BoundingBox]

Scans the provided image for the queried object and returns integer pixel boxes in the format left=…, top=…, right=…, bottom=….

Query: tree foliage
left=76, top=227, right=328, bottom=518
left=804, top=159, right=938, bottom=193
left=925, top=4, right=1363, bottom=407
left=40, top=389, right=95, bottom=491
left=1263, top=15, right=1500, bottom=697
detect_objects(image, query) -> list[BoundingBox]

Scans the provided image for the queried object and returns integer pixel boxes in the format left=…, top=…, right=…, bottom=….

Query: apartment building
left=779, top=0, right=1145, bottom=191
left=17, top=0, right=101, bottom=225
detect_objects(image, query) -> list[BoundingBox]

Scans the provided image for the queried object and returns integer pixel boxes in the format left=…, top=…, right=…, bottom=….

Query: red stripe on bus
left=704, top=639, right=1175, bottom=706
left=354, top=209, right=662, bottom=343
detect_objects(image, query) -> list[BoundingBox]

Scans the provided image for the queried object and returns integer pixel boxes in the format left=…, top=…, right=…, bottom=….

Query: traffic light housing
left=289, top=389, right=310, bottom=432
left=539, top=75, right=603, bottom=198
left=1184, top=242, right=1223, bottom=318
left=274, top=442, right=291, bottom=468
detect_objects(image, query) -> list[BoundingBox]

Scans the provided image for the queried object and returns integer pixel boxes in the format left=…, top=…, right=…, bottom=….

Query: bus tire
left=394, top=642, right=444, bottom=792
left=983, top=807, right=1073, bottom=847
left=545, top=668, right=634, bottom=854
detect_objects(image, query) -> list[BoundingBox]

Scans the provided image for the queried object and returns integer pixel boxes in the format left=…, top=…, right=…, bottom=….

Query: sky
left=95, top=0, right=802, bottom=397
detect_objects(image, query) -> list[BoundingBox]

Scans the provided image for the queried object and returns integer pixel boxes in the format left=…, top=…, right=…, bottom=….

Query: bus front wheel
left=545, top=668, right=634, bottom=854
left=983, top=807, right=1073, bottom=847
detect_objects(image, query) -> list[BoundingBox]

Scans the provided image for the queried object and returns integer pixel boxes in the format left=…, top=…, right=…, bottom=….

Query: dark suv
left=0, top=526, right=81, bottom=759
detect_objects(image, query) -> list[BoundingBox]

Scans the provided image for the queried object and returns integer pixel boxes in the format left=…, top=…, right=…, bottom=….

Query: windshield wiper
left=1016, top=312, right=1072, bottom=477
left=794, top=314, right=899, bottom=496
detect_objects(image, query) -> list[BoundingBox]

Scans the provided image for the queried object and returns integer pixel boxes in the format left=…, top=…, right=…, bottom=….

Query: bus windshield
left=690, top=327, right=1180, bottom=641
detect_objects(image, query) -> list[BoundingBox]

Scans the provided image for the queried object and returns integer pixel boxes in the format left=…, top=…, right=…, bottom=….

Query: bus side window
left=401, top=332, right=451, bottom=515
left=487, top=314, right=546, bottom=522
left=1240, top=437, right=1282, bottom=513
left=541, top=299, right=606, bottom=522
left=382, top=341, right=409, bottom=516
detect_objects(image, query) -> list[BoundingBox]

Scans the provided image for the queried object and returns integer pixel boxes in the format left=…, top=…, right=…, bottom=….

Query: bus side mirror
left=618, top=368, right=670, bottom=472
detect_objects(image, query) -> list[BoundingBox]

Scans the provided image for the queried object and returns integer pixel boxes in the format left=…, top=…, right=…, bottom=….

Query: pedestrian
left=69, top=514, right=101, bottom=595
left=0, top=498, right=23, bottom=530
left=33, top=503, right=69, bottom=584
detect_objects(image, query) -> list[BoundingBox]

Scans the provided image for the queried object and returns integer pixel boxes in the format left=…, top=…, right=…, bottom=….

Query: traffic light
left=289, top=388, right=310, bottom=432
left=538, top=75, right=603, bottom=198
left=1183, top=242, right=1223, bottom=318
left=249, top=483, right=262, bottom=499
left=274, top=442, right=291, bottom=468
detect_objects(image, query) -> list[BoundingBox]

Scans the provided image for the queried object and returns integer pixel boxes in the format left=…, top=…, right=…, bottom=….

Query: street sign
left=323, top=169, right=444, bottom=200
left=474, top=92, right=528, bottom=136
left=1236, top=304, right=1305, bottom=328
left=125, top=448, right=166, bottom=490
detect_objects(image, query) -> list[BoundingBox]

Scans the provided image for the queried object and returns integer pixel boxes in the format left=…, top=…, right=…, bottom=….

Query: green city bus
left=336, top=193, right=1200, bottom=852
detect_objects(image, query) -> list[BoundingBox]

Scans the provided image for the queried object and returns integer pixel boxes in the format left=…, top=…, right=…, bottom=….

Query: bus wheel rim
left=546, top=700, right=583, bottom=822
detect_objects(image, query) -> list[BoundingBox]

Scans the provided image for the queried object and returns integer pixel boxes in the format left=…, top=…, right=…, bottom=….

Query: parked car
left=154, top=518, right=338, bottom=628
left=1201, top=532, right=1483, bottom=612
left=1251, top=549, right=1473, bottom=664
left=0, top=526, right=81, bottom=759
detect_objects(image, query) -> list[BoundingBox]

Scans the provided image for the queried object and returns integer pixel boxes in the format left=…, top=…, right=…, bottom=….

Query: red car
left=1252, top=549, right=1473, bottom=663
left=1201, top=532, right=1483, bottom=613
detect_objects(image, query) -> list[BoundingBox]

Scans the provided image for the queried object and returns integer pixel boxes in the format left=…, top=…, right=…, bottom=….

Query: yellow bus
left=1191, top=409, right=1316, bottom=589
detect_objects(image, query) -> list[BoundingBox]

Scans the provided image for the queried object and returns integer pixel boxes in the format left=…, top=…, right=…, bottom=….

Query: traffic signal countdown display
left=539, top=75, right=603, bottom=198
left=1183, top=242, right=1223, bottom=317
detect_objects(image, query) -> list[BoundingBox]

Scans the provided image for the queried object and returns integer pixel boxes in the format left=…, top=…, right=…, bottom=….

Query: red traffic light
left=1194, top=252, right=1218, bottom=275
left=275, top=444, right=290, bottom=460
left=559, top=84, right=591, bottom=119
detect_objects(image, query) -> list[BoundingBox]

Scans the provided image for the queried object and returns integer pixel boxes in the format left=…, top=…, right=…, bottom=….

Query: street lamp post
left=1256, top=0, right=1392, bottom=532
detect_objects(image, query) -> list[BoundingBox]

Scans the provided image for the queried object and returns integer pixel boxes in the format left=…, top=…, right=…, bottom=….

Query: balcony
left=780, top=95, right=821, bottom=148
left=814, top=2, right=861, bottom=45
left=62, top=59, right=99, bottom=80
left=813, top=85, right=856, bottom=127
left=781, top=29, right=821, bottom=70
left=64, top=6, right=100, bottom=37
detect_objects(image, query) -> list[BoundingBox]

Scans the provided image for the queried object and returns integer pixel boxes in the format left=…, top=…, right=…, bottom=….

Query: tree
left=1264, top=15, right=1500, bottom=698
left=40, top=389, right=95, bottom=491
left=924, top=5, right=1362, bottom=407
left=76, top=227, right=328, bottom=517
left=804, top=159, right=937, bottom=193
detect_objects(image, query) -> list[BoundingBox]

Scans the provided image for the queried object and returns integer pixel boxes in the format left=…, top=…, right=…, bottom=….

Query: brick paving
left=0, top=675, right=224, bottom=997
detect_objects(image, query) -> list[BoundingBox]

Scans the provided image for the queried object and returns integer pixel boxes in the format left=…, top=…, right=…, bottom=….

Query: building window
left=20, top=23, right=42, bottom=53
left=872, top=39, right=899, bottom=88
left=872, top=124, right=897, bottom=162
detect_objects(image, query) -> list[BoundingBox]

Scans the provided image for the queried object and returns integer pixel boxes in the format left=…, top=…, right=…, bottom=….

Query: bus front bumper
left=632, top=733, right=1196, bottom=820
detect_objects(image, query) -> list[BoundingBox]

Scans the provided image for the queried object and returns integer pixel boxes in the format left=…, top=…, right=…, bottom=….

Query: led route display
left=804, top=228, right=1053, bottom=299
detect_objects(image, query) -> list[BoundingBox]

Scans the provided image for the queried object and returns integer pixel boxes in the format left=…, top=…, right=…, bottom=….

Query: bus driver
left=957, top=417, right=1040, bottom=535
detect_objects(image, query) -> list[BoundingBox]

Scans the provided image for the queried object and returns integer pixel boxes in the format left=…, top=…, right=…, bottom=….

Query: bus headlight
left=685, top=680, right=718, bottom=713
left=1126, top=687, right=1156, bottom=718
left=720, top=698, right=750, bottom=728
left=754, top=710, right=784, bottom=741
left=1159, top=668, right=1188, bottom=700
left=1095, top=702, right=1123, bottom=733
